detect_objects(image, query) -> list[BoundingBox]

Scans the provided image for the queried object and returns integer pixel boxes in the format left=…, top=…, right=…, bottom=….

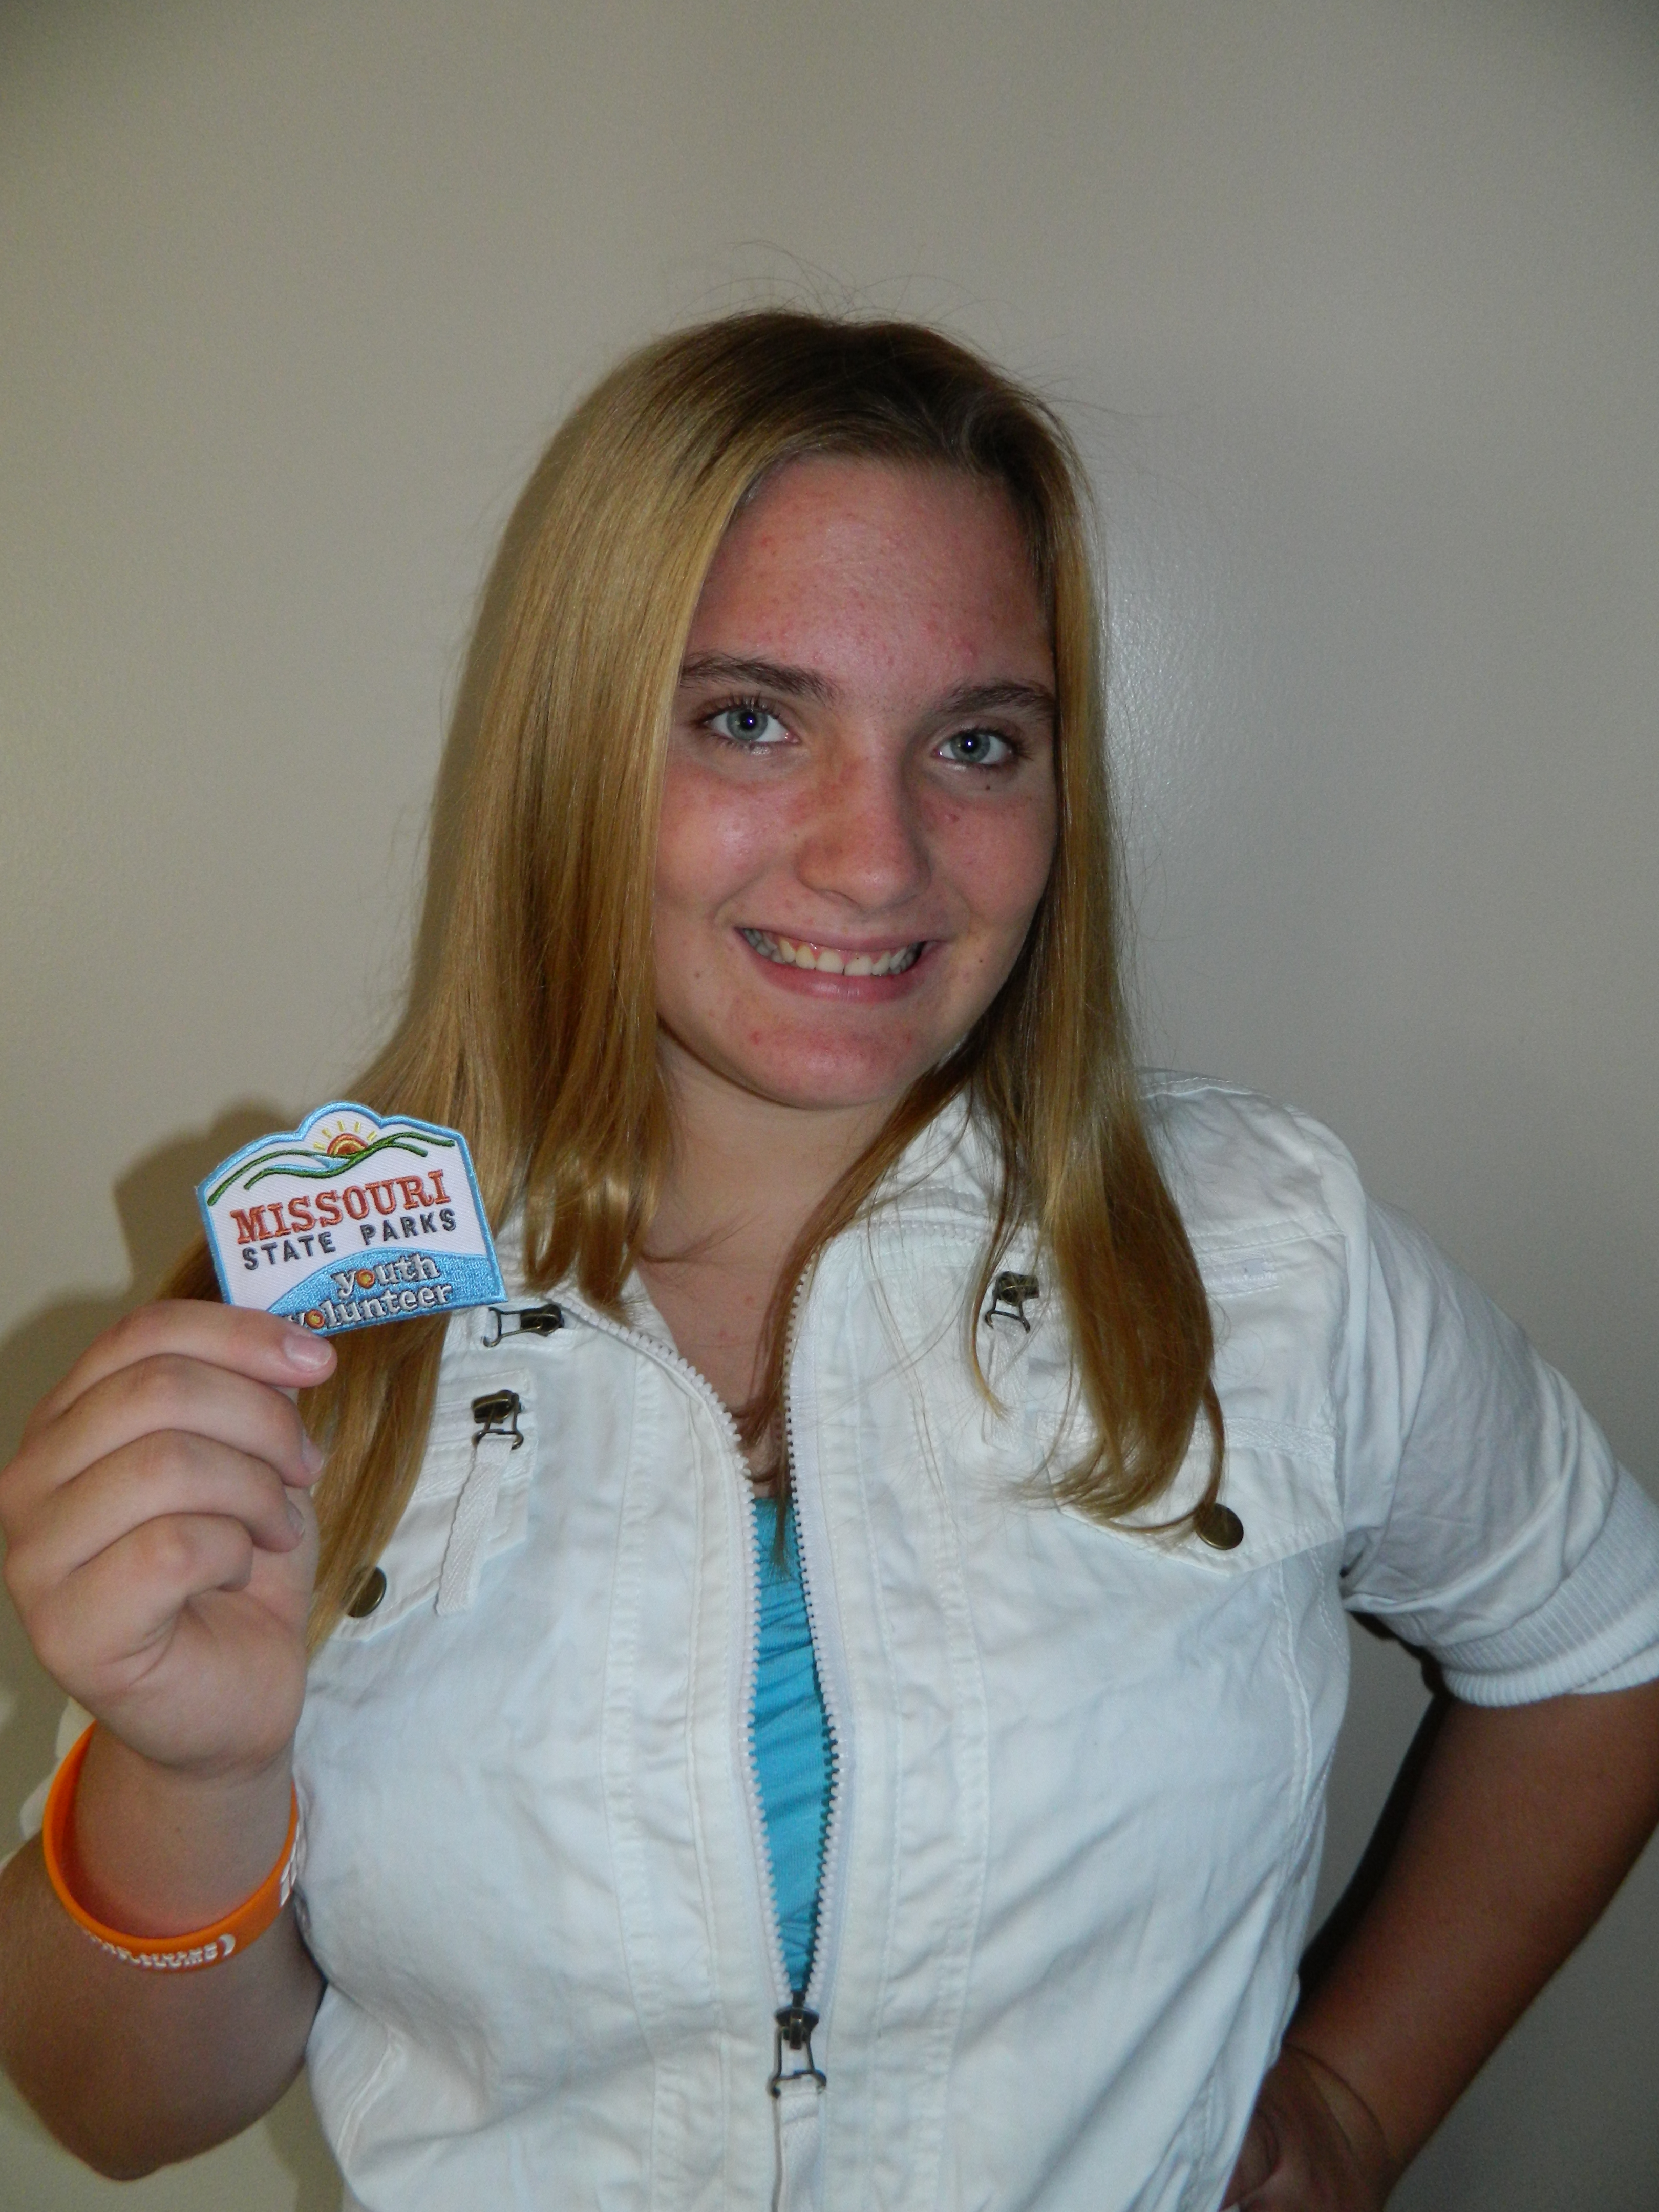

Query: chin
left=739, top=1050, right=929, bottom=1116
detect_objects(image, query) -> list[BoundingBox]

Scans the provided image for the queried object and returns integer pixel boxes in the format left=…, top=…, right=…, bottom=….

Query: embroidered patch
left=197, top=1101, right=503, bottom=1335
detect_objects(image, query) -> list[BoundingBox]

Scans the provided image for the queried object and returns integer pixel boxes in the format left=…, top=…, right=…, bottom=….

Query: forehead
left=685, top=456, right=1052, bottom=689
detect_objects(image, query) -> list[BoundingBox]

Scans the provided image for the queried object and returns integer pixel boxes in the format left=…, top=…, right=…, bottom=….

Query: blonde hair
left=170, top=310, right=1220, bottom=1643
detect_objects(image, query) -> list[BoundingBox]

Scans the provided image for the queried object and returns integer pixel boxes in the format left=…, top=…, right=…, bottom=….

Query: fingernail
left=287, top=1500, right=306, bottom=1538
left=282, top=1326, right=333, bottom=1373
left=301, top=1431, right=326, bottom=1474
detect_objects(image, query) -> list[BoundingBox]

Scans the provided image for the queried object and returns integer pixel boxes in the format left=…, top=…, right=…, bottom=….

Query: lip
left=735, top=926, right=938, bottom=999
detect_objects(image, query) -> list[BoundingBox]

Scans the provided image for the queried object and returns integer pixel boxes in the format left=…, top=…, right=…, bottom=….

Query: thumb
left=1221, top=2108, right=1280, bottom=2206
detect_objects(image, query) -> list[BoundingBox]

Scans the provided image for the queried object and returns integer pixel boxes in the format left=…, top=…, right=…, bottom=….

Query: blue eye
left=938, top=728, right=1015, bottom=767
left=708, top=702, right=788, bottom=748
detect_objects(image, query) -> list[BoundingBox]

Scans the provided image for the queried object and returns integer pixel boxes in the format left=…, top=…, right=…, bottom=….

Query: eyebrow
left=933, top=678, right=1057, bottom=724
left=677, top=652, right=837, bottom=704
left=677, top=653, right=1057, bottom=725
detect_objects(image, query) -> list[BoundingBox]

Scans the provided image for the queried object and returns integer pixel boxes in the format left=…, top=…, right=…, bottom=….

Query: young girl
left=5, top=313, right=1659, bottom=2212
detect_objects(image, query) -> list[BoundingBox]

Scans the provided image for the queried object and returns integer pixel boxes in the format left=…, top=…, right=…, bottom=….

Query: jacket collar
left=490, top=1091, right=1011, bottom=1310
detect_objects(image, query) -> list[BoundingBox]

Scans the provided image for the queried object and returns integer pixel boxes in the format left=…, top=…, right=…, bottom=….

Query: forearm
left=0, top=1733, right=325, bottom=2177
left=1290, top=1677, right=1659, bottom=2173
left=0, top=1840, right=322, bottom=2175
left=0, top=1305, right=336, bottom=2173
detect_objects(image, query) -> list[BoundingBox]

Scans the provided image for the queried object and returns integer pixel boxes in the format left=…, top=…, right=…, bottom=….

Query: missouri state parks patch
left=198, top=1103, right=503, bottom=1334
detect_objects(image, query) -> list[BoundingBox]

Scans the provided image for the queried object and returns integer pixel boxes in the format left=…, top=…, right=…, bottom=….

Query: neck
left=647, top=1048, right=891, bottom=1277
left=635, top=1048, right=896, bottom=1431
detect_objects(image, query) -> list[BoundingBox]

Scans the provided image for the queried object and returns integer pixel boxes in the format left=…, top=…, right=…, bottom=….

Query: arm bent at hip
left=1224, top=1676, right=1659, bottom=2207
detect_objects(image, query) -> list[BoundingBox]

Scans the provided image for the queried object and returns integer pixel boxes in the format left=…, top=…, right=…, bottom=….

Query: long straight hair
left=170, top=311, right=1220, bottom=1643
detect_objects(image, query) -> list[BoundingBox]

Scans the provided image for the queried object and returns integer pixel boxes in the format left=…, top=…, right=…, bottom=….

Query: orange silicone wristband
left=41, top=1725, right=300, bottom=1971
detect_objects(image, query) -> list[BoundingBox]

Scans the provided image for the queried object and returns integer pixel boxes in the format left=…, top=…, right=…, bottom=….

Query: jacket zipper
left=764, top=1271, right=844, bottom=2100
left=538, top=1286, right=845, bottom=2104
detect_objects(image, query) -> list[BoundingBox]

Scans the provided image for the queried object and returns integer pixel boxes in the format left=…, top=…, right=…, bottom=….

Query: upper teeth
left=740, top=929, right=922, bottom=977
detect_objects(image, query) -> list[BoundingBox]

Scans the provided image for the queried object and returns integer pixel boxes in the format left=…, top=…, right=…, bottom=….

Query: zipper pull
left=482, top=1301, right=565, bottom=1345
left=470, top=1389, right=525, bottom=1448
left=982, top=1270, right=1040, bottom=1332
left=768, top=2003, right=826, bottom=2097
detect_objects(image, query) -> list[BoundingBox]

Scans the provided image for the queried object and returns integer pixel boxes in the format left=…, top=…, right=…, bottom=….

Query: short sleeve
left=1335, top=1198, right=1659, bottom=1703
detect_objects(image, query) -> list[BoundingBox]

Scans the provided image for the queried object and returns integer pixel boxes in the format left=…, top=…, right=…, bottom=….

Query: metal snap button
left=346, top=1564, right=388, bottom=1617
left=1194, top=1502, right=1245, bottom=1551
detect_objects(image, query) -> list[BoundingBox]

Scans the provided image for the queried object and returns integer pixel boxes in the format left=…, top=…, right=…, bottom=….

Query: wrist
left=66, top=1725, right=298, bottom=1939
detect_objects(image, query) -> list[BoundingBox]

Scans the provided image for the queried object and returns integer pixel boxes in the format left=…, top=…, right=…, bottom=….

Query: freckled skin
left=655, top=458, right=1059, bottom=1119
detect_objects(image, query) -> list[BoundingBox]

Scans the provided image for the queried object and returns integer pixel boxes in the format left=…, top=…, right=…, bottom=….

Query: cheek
left=929, top=793, right=1058, bottom=934
left=654, top=759, right=791, bottom=918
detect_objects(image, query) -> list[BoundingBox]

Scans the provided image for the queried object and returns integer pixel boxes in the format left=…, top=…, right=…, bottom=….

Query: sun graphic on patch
left=315, top=1117, right=372, bottom=1158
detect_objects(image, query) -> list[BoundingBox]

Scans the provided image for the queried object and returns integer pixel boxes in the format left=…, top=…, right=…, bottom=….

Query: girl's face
left=655, top=456, right=1059, bottom=1121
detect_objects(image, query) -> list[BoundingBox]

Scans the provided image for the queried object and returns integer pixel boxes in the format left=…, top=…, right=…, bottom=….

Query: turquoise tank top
left=749, top=1498, right=833, bottom=1997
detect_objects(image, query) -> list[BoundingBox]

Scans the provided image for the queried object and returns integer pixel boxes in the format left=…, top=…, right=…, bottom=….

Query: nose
left=793, top=741, right=931, bottom=914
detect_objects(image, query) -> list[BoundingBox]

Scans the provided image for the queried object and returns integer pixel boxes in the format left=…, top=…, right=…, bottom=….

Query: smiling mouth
left=739, top=928, right=925, bottom=978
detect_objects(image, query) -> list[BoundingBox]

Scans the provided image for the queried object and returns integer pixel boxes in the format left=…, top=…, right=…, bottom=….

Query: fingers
left=1222, top=2047, right=1394, bottom=2211
left=25, top=1302, right=334, bottom=1437
left=0, top=1307, right=331, bottom=1693
left=9, top=1350, right=324, bottom=1533
left=0, top=1303, right=331, bottom=1778
left=9, top=1433, right=305, bottom=1599
left=1221, top=2110, right=1280, bottom=2205
left=26, top=1512, right=266, bottom=1691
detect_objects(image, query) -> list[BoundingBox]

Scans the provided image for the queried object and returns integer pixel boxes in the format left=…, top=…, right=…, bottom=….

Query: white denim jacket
left=286, top=1077, right=1659, bottom=2212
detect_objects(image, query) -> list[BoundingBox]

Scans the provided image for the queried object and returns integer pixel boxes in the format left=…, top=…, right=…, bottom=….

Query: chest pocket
left=1135, top=1420, right=1343, bottom=1574
left=1015, top=1238, right=1344, bottom=1577
left=326, top=1343, right=541, bottom=1642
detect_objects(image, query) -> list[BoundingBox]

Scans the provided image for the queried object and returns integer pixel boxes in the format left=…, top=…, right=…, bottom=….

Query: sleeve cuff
left=1435, top=1470, right=1659, bottom=1707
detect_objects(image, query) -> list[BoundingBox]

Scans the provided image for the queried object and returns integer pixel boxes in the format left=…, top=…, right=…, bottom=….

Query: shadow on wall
left=1, top=1106, right=294, bottom=1427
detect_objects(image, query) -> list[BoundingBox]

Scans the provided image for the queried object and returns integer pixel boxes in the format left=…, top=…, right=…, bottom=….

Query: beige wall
left=3, top=3, right=1656, bottom=2204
